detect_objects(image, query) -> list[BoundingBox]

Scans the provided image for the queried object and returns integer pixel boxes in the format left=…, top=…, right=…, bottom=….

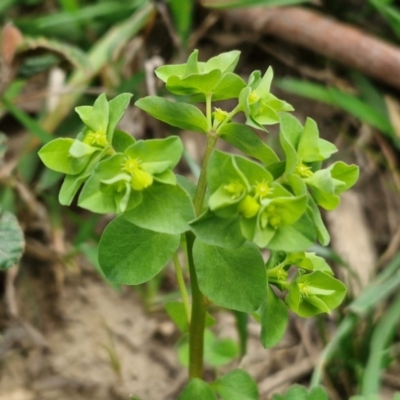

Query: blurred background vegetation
left=1, top=1, right=400, bottom=399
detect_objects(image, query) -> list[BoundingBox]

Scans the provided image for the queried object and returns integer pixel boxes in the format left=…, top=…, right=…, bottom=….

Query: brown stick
left=258, top=356, right=314, bottom=395
left=223, top=6, right=400, bottom=90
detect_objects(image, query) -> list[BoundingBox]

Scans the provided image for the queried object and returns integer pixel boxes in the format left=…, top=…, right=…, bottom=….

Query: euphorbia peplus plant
left=39, top=50, right=358, bottom=399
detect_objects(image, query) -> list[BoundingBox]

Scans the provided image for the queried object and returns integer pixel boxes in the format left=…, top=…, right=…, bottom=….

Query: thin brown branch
left=222, top=6, right=400, bottom=90
left=258, top=356, right=313, bottom=396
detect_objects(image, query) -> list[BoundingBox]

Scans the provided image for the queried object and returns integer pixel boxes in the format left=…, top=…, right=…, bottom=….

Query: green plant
left=272, top=385, right=329, bottom=400
left=311, top=252, right=400, bottom=397
left=37, top=49, right=358, bottom=398
left=0, top=133, right=25, bottom=270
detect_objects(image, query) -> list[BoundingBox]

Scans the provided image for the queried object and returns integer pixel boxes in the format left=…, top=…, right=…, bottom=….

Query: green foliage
left=203, top=0, right=311, bottom=9
left=98, top=217, right=180, bottom=285
left=210, top=369, right=259, bottom=400
left=38, top=49, right=358, bottom=397
left=361, top=292, right=400, bottom=395
left=193, top=239, right=266, bottom=312
left=155, top=49, right=244, bottom=102
left=272, top=385, right=329, bottom=400
left=177, top=379, right=217, bottom=400
left=169, top=0, right=194, bottom=47
left=123, top=182, right=194, bottom=234
left=178, top=329, right=239, bottom=367
left=165, top=301, right=215, bottom=333
left=240, top=68, right=293, bottom=130
left=277, top=78, right=398, bottom=147
left=0, top=137, right=25, bottom=271
left=286, top=270, right=346, bottom=317
left=18, top=35, right=91, bottom=71
left=135, top=96, right=209, bottom=133
left=369, top=0, right=400, bottom=39
left=219, top=122, right=279, bottom=166
left=257, top=285, right=288, bottom=348
left=0, top=209, right=25, bottom=269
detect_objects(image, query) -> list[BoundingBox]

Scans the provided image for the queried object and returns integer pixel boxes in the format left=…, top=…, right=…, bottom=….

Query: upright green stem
left=216, top=104, right=241, bottom=133
left=173, top=251, right=191, bottom=324
left=187, top=130, right=219, bottom=379
left=186, top=230, right=206, bottom=379
left=193, top=131, right=218, bottom=215
left=206, top=94, right=212, bottom=132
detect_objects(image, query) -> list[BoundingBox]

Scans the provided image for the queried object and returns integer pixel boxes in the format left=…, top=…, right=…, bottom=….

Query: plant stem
left=187, top=130, right=219, bottom=379
left=186, top=231, right=207, bottom=379
left=206, top=94, right=212, bottom=132
left=193, top=131, right=218, bottom=215
left=173, top=251, right=191, bottom=324
left=216, top=104, right=241, bottom=133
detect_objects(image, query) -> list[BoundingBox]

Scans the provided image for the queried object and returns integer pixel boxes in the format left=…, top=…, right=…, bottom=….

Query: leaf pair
left=279, top=113, right=359, bottom=211
left=191, top=150, right=311, bottom=252
left=79, top=136, right=183, bottom=214
left=240, top=68, right=294, bottom=130
left=178, top=370, right=259, bottom=400
left=39, top=93, right=133, bottom=206
left=266, top=251, right=346, bottom=318
left=156, top=49, right=246, bottom=101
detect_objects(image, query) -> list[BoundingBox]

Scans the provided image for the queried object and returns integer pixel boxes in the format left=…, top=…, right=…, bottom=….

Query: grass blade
left=361, top=292, right=400, bottom=395
left=2, top=97, right=53, bottom=143
left=203, top=0, right=311, bottom=9
left=277, top=78, right=394, bottom=138
left=40, top=2, right=154, bottom=134
left=311, top=251, right=400, bottom=387
left=369, top=0, right=400, bottom=39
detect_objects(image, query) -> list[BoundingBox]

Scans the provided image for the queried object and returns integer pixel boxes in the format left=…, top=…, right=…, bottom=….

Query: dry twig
left=258, top=356, right=314, bottom=396
left=222, top=6, right=400, bottom=90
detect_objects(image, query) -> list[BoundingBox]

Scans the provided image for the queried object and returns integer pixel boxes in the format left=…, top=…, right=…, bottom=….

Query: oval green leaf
left=98, top=217, right=180, bottom=285
left=177, top=379, right=217, bottom=400
left=190, top=210, right=245, bottom=249
left=219, top=123, right=279, bottom=166
left=259, top=285, right=288, bottom=348
left=211, top=369, right=259, bottom=400
left=193, top=240, right=266, bottom=312
left=135, top=96, right=208, bottom=133
left=38, top=138, right=89, bottom=175
left=0, top=211, right=24, bottom=270
left=123, top=182, right=195, bottom=234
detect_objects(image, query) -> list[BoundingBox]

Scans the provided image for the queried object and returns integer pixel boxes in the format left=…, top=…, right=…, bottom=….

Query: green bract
left=38, top=49, right=359, bottom=398
left=286, top=271, right=347, bottom=317
left=79, top=136, right=183, bottom=214
left=239, top=68, right=294, bottom=130
left=155, top=49, right=246, bottom=101
left=198, top=150, right=313, bottom=252
left=279, top=113, right=359, bottom=211
left=265, top=250, right=343, bottom=317
left=39, top=93, right=133, bottom=205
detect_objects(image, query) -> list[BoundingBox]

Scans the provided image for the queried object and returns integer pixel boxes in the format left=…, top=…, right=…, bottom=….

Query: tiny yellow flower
left=296, top=162, right=313, bottom=178
left=298, top=281, right=310, bottom=298
left=122, top=157, right=153, bottom=191
left=276, top=267, right=288, bottom=281
left=122, top=157, right=140, bottom=174
left=260, top=204, right=281, bottom=229
left=248, top=91, right=260, bottom=104
left=83, top=130, right=108, bottom=147
left=213, top=108, right=229, bottom=123
left=253, top=181, right=272, bottom=199
left=131, top=169, right=153, bottom=191
left=269, top=215, right=281, bottom=229
left=238, top=195, right=260, bottom=218
left=223, top=181, right=245, bottom=200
